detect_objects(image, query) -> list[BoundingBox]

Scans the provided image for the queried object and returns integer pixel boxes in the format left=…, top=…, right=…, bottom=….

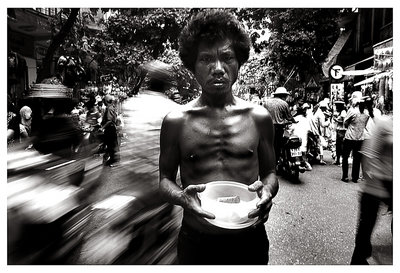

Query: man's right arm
left=159, top=111, right=184, bottom=205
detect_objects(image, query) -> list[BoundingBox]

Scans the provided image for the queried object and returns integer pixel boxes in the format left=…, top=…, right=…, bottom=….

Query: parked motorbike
left=277, top=123, right=306, bottom=180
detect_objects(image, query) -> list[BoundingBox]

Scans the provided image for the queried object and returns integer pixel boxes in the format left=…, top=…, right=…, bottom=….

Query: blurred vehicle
left=7, top=146, right=103, bottom=264
left=277, top=123, right=307, bottom=180
left=83, top=185, right=181, bottom=264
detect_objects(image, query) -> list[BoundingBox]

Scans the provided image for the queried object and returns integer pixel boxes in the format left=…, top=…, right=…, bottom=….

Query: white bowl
left=199, top=181, right=259, bottom=229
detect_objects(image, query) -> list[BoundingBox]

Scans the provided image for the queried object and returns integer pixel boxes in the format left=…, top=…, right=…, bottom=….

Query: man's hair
left=178, top=9, right=251, bottom=72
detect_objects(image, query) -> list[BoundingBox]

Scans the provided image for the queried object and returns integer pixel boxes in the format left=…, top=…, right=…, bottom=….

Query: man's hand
left=247, top=180, right=274, bottom=226
left=181, top=184, right=216, bottom=219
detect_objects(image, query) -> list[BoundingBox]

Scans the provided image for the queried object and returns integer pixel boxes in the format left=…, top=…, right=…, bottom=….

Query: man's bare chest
left=179, top=114, right=258, bottom=160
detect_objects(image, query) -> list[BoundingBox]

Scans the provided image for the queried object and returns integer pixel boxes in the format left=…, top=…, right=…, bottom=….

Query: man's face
left=194, top=39, right=239, bottom=96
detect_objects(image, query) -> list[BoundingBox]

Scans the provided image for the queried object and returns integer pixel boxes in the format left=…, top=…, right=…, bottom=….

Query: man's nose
left=212, top=60, right=224, bottom=76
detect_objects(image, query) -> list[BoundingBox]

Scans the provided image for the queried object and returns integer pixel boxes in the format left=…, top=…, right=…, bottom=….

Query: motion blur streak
left=76, top=90, right=183, bottom=265
left=7, top=89, right=183, bottom=264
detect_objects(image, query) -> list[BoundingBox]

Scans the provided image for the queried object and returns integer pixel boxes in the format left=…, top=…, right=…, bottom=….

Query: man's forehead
left=197, top=39, right=234, bottom=52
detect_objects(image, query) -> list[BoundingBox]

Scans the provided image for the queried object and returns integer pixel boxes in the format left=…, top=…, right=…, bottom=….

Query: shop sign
left=374, top=47, right=393, bottom=71
left=330, top=83, right=344, bottom=101
left=329, top=65, right=344, bottom=80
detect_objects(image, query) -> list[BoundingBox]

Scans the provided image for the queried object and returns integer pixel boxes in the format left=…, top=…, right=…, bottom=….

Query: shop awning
left=344, top=56, right=374, bottom=70
left=342, top=67, right=381, bottom=76
left=354, top=71, right=393, bottom=86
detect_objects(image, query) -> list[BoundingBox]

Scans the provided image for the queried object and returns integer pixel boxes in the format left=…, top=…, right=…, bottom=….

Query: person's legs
left=351, top=192, right=381, bottom=264
left=104, top=125, right=118, bottom=165
left=274, top=124, right=284, bottom=165
left=351, top=140, right=363, bottom=182
left=307, top=132, right=319, bottom=164
left=336, top=130, right=345, bottom=164
left=341, top=139, right=352, bottom=181
left=317, top=135, right=326, bottom=165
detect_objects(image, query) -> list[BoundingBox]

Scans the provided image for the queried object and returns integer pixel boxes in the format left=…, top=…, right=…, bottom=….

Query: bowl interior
left=199, top=181, right=259, bottom=229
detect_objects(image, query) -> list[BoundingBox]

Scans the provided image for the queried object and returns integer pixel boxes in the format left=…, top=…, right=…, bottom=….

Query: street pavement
left=77, top=93, right=393, bottom=265
left=267, top=153, right=393, bottom=265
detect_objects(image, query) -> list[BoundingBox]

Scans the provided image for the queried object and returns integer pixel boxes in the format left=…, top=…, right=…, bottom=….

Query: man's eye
left=223, top=55, right=235, bottom=62
left=200, top=56, right=212, bottom=62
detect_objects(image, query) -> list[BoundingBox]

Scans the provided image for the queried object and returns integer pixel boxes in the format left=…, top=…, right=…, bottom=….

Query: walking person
left=307, top=100, right=330, bottom=165
left=101, top=94, right=119, bottom=166
left=341, top=92, right=370, bottom=183
left=350, top=112, right=392, bottom=264
left=332, top=100, right=347, bottom=165
left=159, top=10, right=278, bottom=265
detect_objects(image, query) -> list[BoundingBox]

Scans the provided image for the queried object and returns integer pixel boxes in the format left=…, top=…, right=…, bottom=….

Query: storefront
left=353, top=38, right=393, bottom=112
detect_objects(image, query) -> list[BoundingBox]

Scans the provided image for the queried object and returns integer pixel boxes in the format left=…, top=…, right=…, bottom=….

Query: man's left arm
left=248, top=106, right=279, bottom=225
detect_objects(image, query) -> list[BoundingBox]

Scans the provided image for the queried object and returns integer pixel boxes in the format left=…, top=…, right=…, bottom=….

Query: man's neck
left=199, top=91, right=235, bottom=108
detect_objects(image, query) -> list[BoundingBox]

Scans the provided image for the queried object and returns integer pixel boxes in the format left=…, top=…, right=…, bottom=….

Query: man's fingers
left=253, top=214, right=270, bottom=226
left=248, top=207, right=260, bottom=219
left=248, top=180, right=263, bottom=192
left=185, top=184, right=206, bottom=194
left=197, top=209, right=215, bottom=219
left=256, top=195, right=273, bottom=208
left=248, top=200, right=273, bottom=219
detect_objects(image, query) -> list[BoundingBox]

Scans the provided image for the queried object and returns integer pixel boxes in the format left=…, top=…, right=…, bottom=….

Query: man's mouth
left=211, top=79, right=227, bottom=87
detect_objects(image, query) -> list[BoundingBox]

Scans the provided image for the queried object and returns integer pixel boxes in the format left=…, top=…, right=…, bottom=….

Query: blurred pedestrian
left=7, top=96, right=17, bottom=127
left=263, top=86, right=297, bottom=166
left=350, top=113, right=392, bottom=264
left=363, top=96, right=382, bottom=140
left=101, top=94, right=119, bottom=166
left=341, top=92, right=370, bottom=183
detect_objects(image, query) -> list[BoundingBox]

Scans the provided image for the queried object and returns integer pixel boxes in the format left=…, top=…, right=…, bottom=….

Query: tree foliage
left=36, top=8, right=80, bottom=83
left=87, top=8, right=194, bottom=93
left=36, top=8, right=352, bottom=99
left=264, top=8, right=351, bottom=85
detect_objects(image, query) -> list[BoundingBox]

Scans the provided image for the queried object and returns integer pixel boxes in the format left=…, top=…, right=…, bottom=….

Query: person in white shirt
left=308, top=100, right=330, bottom=165
left=292, top=103, right=312, bottom=171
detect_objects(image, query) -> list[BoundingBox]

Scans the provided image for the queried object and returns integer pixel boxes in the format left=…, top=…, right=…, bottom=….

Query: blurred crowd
left=7, top=83, right=129, bottom=167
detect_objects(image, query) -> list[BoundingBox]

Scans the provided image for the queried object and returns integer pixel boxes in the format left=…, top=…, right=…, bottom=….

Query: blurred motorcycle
left=277, top=123, right=307, bottom=181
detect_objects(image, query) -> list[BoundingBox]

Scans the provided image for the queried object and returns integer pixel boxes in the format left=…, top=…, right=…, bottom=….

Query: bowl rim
left=200, top=181, right=258, bottom=199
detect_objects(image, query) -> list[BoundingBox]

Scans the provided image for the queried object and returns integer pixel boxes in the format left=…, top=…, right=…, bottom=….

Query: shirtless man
left=159, top=10, right=278, bottom=265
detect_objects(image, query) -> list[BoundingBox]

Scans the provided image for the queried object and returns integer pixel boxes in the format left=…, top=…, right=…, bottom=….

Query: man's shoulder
left=162, top=99, right=198, bottom=124
left=163, top=106, right=185, bottom=123
left=264, top=97, right=288, bottom=107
